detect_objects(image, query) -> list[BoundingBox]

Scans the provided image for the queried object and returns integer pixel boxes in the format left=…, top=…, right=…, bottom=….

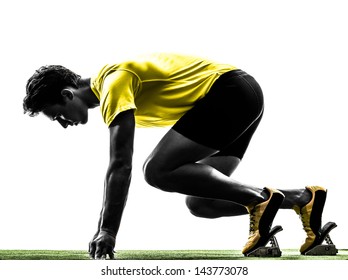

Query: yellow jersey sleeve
left=95, top=70, right=140, bottom=126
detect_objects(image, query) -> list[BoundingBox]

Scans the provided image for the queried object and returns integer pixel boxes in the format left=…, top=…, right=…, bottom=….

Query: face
left=42, top=93, right=88, bottom=128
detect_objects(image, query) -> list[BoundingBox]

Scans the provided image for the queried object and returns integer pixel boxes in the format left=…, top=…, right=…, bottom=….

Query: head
left=24, top=65, right=89, bottom=128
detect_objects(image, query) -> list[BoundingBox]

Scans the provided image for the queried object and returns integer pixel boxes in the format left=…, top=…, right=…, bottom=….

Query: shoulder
left=102, top=70, right=140, bottom=96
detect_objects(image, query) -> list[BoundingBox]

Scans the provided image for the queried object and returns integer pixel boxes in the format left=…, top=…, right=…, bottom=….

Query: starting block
left=245, top=225, right=283, bottom=257
left=304, top=222, right=338, bottom=256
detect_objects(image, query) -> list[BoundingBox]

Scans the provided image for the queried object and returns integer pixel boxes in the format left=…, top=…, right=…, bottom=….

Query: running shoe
left=242, top=187, right=284, bottom=255
left=293, top=186, right=327, bottom=254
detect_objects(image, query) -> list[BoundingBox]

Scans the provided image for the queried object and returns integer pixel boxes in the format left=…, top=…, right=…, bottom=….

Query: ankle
left=260, top=188, right=270, bottom=201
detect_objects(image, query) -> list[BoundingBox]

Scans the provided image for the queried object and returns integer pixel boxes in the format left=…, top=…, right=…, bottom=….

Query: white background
left=0, top=0, right=347, bottom=253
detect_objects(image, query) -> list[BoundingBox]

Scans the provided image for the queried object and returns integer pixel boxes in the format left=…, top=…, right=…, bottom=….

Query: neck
left=78, top=78, right=100, bottom=108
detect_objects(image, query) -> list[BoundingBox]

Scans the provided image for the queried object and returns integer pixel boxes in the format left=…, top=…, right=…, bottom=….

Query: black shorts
left=172, top=69, right=264, bottom=159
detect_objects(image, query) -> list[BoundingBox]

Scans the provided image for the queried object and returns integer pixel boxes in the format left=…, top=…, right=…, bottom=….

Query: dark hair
left=23, top=65, right=81, bottom=116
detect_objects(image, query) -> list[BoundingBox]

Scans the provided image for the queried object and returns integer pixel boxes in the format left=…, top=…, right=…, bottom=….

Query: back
left=91, top=53, right=237, bottom=127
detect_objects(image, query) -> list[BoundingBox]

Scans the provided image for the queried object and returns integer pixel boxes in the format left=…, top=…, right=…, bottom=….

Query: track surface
left=1, top=249, right=347, bottom=260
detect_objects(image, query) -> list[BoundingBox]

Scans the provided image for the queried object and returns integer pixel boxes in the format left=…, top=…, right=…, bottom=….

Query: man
left=23, top=53, right=327, bottom=259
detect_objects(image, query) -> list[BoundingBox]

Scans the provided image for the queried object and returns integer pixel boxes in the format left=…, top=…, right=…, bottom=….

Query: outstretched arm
left=89, top=110, right=135, bottom=259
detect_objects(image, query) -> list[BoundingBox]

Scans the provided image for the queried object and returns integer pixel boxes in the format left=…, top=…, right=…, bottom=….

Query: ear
left=61, top=89, right=74, bottom=100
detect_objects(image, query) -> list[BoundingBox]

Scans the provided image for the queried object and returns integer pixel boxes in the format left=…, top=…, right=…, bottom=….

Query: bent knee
left=185, top=196, right=220, bottom=219
left=143, top=158, right=174, bottom=192
left=185, top=196, right=202, bottom=217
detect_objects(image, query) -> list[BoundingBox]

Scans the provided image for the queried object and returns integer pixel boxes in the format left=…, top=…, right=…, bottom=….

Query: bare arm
left=89, top=109, right=135, bottom=259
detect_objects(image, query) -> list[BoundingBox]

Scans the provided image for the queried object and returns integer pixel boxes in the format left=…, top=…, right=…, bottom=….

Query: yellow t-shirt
left=90, top=53, right=237, bottom=127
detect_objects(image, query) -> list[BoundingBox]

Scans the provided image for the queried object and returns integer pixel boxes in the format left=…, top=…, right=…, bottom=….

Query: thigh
left=144, top=129, right=218, bottom=172
left=198, top=155, right=240, bottom=176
